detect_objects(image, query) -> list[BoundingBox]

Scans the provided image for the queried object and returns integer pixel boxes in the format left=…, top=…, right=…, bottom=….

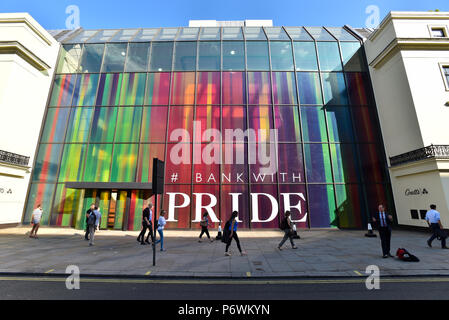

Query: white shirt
left=158, top=216, right=166, bottom=230
left=32, top=209, right=42, bottom=223
left=425, top=209, right=440, bottom=224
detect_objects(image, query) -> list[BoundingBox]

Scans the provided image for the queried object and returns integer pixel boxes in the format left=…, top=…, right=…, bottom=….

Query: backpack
left=87, top=212, right=96, bottom=226
left=396, top=248, right=419, bottom=262
left=221, top=220, right=231, bottom=243
left=280, top=218, right=289, bottom=231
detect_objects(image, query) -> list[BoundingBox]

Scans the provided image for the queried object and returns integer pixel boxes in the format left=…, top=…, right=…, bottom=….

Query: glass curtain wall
left=24, top=26, right=392, bottom=230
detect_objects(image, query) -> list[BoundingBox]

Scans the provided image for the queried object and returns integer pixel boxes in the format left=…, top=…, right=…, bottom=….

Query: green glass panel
left=294, top=42, right=318, bottom=71
left=115, top=107, right=142, bottom=142
left=78, top=189, right=97, bottom=230
left=24, top=183, right=56, bottom=225
left=119, top=73, right=146, bottom=105
left=98, top=191, right=110, bottom=229
left=32, top=144, right=63, bottom=182
left=90, top=107, right=117, bottom=143
left=58, top=144, right=86, bottom=182
left=114, top=191, right=128, bottom=230
left=51, top=185, right=84, bottom=227
left=41, top=108, right=70, bottom=143
left=301, top=107, right=328, bottom=142
left=56, top=44, right=82, bottom=73
left=83, top=144, right=113, bottom=182
left=111, top=144, right=138, bottom=182
left=72, top=74, right=99, bottom=106
left=317, top=42, right=342, bottom=71
left=97, top=73, right=123, bottom=106
left=65, top=107, right=93, bottom=142
left=50, top=74, right=76, bottom=106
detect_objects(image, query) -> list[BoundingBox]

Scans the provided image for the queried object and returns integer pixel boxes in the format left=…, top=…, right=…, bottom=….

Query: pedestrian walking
left=372, top=204, right=393, bottom=258
left=155, top=210, right=167, bottom=251
left=84, top=203, right=95, bottom=241
left=29, top=204, right=43, bottom=239
left=277, top=211, right=298, bottom=250
left=137, top=202, right=154, bottom=245
left=198, top=212, right=213, bottom=243
left=224, top=211, right=247, bottom=256
left=425, top=204, right=448, bottom=249
left=88, top=206, right=101, bottom=246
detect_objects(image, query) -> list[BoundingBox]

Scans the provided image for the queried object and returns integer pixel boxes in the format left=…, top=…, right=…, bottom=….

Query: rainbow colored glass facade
left=23, top=26, right=394, bottom=230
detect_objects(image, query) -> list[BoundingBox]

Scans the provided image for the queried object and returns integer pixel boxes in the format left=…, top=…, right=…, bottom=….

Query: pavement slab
left=0, top=227, right=449, bottom=278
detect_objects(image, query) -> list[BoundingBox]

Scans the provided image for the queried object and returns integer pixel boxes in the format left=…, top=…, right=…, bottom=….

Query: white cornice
left=0, top=15, right=54, bottom=46
left=369, top=38, right=449, bottom=68
left=0, top=41, right=51, bottom=70
left=369, top=11, right=449, bottom=42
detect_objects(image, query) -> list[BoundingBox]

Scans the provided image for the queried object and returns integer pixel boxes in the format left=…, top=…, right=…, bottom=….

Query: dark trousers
left=378, top=226, right=391, bottom=255
left=138, top=222, right=153, bottom=243
left=199, top=226, right=210, bottom=239
left=429, top=223, right=447, bottom=247
left=84, top=219, right=89, bottom=240
left=225, top=232, right=242, bottom=253
left=279, top=229, right=295, bottom=247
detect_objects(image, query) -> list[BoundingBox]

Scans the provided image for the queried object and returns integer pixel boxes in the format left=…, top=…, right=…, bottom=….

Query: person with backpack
left=87, top=206, right=101, bottom=246
left=277, top=211, right=298, bottom=250
left=425, top=204, right=449, bottom=249
left=155, top=210, right=166, bottom=252
left=224, top=211, right=247, bottom=256
left=198, top=212, right=213, bottom=243
left=84, top=203, right=95, bottom=241
left=137, top=202, right=154, bottom=245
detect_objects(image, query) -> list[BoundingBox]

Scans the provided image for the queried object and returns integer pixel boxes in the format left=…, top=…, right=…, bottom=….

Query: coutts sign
left=405, top=188, right=429, bottom=196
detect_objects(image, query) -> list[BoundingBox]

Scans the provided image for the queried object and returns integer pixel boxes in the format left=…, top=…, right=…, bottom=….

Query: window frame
left=428, top=25, right=449, bottom=38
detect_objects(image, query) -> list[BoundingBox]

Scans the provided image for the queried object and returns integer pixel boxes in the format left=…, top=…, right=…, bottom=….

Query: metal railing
left=0, top=150, right=30, bottom=167
left=389, top=145, right=449, bottom=166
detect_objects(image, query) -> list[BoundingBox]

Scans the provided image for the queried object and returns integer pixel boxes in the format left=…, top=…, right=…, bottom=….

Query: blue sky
left=1, top=0, right=448, bottom=30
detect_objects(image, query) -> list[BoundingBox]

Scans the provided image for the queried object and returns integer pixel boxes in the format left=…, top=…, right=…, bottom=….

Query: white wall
left=0, top=13, right=59, bottom=225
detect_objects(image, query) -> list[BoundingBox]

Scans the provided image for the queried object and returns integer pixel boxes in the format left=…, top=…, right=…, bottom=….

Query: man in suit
left=372, top=204, right=393, bottom=258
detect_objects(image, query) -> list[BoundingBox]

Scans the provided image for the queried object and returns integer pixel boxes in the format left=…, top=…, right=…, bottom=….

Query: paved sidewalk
left=0, top=227, right=448, bottom=278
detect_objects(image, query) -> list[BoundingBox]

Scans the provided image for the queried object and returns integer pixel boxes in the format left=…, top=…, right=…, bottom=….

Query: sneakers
left=292, top=246, right=298, bottom=249
left=225, top=252, right=231, bottom=256
left=240, top=251, right=247, bottom=256
left=427, top=240, right=432, bottom=248
left=277, top=246, right=282, bottom=251
left=382, top=254, right=388, bottom=258
left=198, top=239, right=202, bottom=243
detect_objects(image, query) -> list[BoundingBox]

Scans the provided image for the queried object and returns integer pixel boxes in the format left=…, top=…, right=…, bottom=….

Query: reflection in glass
left=149, top=42, right=173, bottom=71
left=174, top=42, right=197, bottom=71
left=102, top=43, right=127, bottom=72
left=293, top=42, right=318, bottom=71
left=222, top=41, right=245, bottom=70
left=57, top=44, right=82, bottom=73
left=270, top=42, right=294, bottom=71
left=246, top=41, right=269, bottom=70
left=125, top=42, right=150, bottom=72
left=198, top=41, right=220, bottom=70
left=79, top=44, right=104, bottom=73
left=317, top=42, right=342, bottom=71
